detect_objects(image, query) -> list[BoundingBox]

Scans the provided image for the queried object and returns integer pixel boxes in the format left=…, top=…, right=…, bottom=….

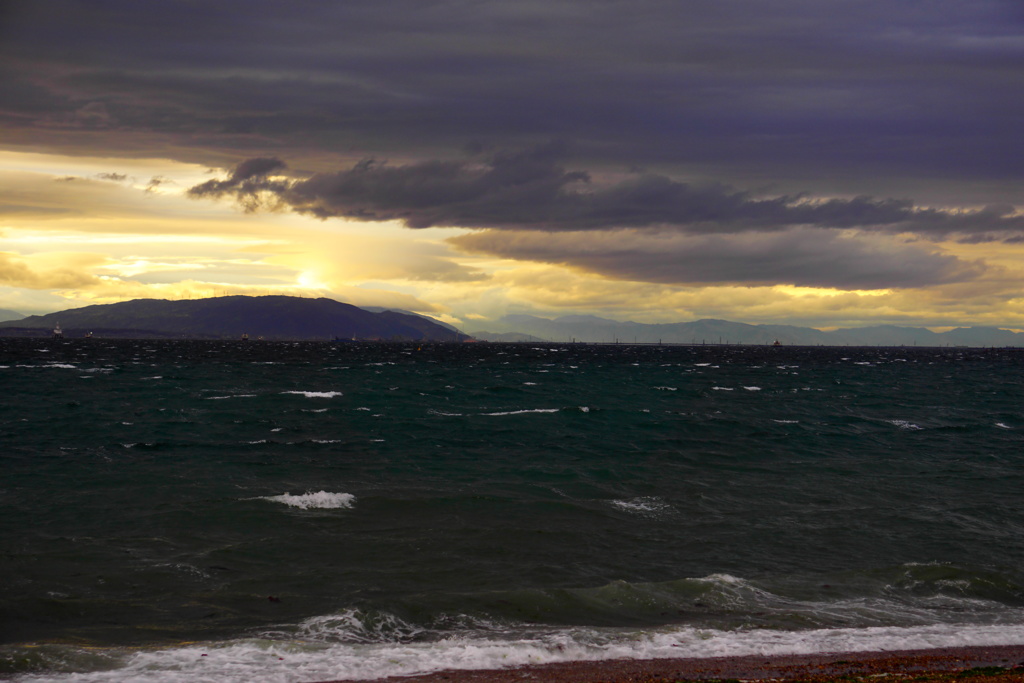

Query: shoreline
left=324, top=644, right=1024, bottom=683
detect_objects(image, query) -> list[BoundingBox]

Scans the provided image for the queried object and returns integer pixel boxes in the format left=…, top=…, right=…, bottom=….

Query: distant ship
left=52, top=323, right=63, bottom=339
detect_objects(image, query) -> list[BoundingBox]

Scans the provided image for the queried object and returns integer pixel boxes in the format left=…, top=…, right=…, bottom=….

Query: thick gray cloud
left=1, top=0, right=1021, bottom=195
left=188, top=157, right=288, bottom=209
left=4, top=0, right=1021, bottom=296
left=188, top=152, right=1024, bottom=240
left=449, top=228, right=986, bottom=289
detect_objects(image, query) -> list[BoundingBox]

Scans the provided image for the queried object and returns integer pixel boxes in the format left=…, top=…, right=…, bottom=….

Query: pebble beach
left=332, top=645, right=1024, bottom=683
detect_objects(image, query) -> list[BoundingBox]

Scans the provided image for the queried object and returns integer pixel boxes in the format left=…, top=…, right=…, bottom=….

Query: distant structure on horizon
left=468, top=314, right=1024, bottom=348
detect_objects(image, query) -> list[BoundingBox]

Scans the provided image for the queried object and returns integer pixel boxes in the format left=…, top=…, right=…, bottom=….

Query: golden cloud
left=0, top=251, right=106, bottom=289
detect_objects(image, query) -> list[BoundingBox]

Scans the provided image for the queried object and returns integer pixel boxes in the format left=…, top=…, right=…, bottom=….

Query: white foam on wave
left=711, top=386, right=733, bottom=391
left=609, top=497, right=672, bottom=515
left=261, top=491, right=356, bottom=510
left=889, top=419, right=923, bottom=431
left=23, top=620, right=1024, bottom=683
left=653, top=386, right=677, bottom=391
left=281, top=390, right=343, bottom=398
left=743, top=386, right=762, bottom=391
left=482, top=408, right=560, bottom=416
left=206, top=394, right=257, bottom=400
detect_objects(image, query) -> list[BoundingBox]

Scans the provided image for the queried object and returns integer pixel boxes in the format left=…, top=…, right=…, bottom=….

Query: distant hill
left=359, top=306, right=461, bottom=333
left=469, top=315, right=1024, bottom=347
left=471, top=331, right=549, bottom=343
left=0, top=308, right=24, bottom=322
left=0, top=296, right=468, bottom=341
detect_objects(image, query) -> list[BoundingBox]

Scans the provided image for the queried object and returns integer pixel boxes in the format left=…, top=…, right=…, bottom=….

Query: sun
left=297, top=270, right=329, bottom=290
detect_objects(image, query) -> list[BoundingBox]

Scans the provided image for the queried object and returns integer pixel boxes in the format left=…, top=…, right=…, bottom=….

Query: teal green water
left=2, top=340, right=1024, bottom=681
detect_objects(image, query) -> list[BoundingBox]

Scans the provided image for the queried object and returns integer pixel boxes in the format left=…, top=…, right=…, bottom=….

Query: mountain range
left=469, top=314, right=1024, bottom=347
left=0, top=296, right=466, bottom=341
left=1, top=297, right=1021, bottom=346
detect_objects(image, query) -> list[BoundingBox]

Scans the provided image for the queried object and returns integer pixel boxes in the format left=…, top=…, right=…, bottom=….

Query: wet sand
left=323, top=644, right=1024, bottom=683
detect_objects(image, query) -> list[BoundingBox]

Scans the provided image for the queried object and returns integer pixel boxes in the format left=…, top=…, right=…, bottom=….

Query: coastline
left=325, top=644, right=1024, bottom=683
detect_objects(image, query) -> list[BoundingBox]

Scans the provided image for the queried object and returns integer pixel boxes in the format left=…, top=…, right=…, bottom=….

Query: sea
left=2, top=338, right=1024, bottom=682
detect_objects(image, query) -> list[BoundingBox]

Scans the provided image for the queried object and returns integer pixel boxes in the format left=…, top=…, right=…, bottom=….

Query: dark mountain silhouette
left=359, top=306, right=461, bottom=333
left=0, top=296, right=468, bottom=341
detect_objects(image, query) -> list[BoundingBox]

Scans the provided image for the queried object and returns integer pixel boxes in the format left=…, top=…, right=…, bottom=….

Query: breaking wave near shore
left=9, top=567, right=1024, bottom=683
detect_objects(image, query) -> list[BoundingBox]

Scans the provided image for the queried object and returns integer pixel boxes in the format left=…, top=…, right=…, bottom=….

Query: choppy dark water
left=2, top=339, right=1024, bottom=682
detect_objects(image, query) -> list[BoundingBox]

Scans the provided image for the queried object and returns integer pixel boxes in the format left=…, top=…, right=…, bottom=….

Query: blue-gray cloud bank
left=2, top=0, right=1021, bottom=195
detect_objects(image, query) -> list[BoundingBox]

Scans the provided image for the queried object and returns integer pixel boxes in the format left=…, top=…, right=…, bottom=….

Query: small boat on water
left=52, top=323, right=63, bottom=339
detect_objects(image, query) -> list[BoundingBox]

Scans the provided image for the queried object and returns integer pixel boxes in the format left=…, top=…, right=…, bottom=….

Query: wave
left=260, top=491, right=356, bottom=509
left=609, top=496, right=672, bottom=516
left=14, top=362, right=79, bottom=369
left=888, top=419, right=924, bottom=430
left=368, top=565, right=1024, bottom=634
left=280, top=390, right=344, bottom=398
left=9, top=619, right=1024, bottom=683
left=7, top=565, right=1024, bottom=682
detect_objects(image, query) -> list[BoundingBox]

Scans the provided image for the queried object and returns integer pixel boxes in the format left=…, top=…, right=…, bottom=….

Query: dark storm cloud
left=188, top=157, right=290, bottom=210
left=4, top=0, right=1021, bottom=294
left=188, top=157, right=286, bottom=195
left=449, top=228, right=985, bottom=289
left=187, top=152, right=1024, bottom=240
left=2, top=0, right=1022, bottom=188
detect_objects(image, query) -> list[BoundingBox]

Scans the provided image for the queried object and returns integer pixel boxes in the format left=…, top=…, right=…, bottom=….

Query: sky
left=1, top=0, right=1022, bottom=331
